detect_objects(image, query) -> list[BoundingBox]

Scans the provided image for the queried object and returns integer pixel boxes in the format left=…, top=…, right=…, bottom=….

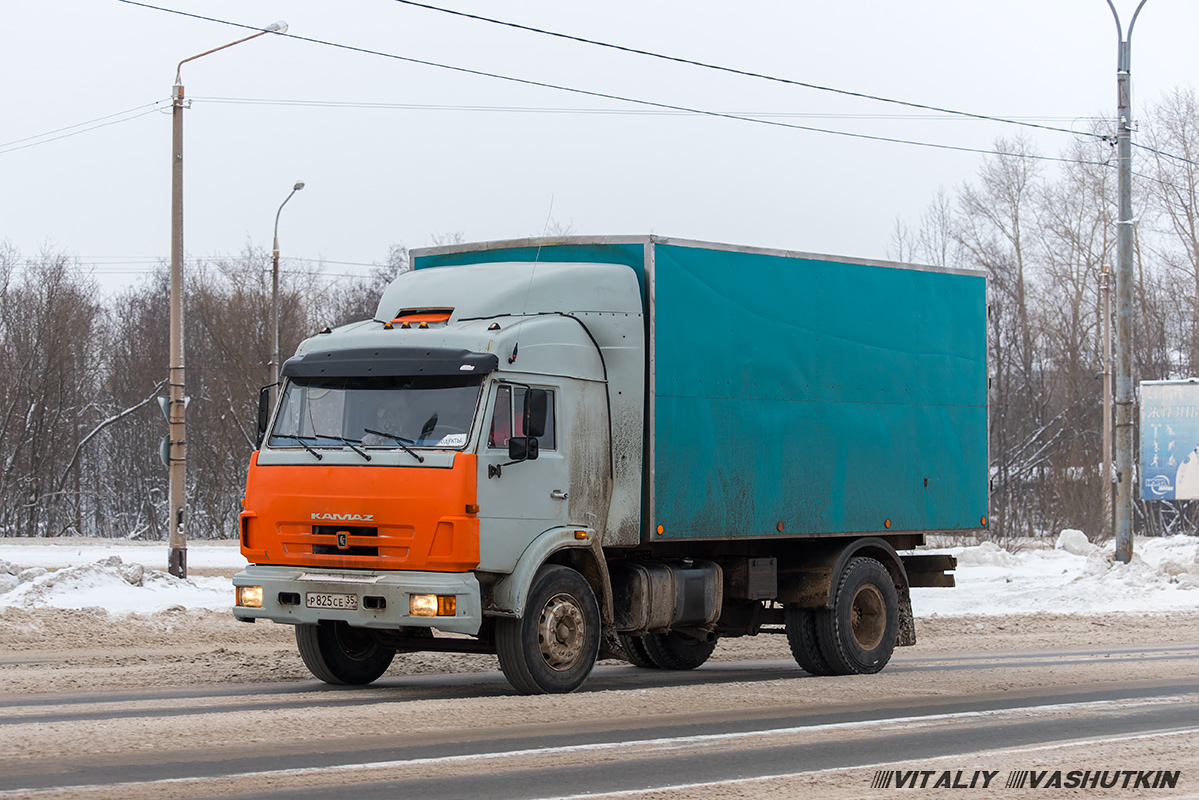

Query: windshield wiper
left=315, top=433, right=372, bottom=462
left=270, top=434, right=323, bottom=461
left=363, top=427, right=425, bottom=463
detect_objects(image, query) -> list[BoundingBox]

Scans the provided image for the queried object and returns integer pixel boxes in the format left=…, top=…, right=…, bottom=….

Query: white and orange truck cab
left=234, top=236, right=985, bottom=694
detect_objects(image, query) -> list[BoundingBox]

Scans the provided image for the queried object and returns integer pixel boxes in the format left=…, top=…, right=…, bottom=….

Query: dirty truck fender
left=486, top=527, right=609, bottom=620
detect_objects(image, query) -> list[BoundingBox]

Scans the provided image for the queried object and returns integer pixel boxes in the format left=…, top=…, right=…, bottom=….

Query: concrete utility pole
left=271, top=181, right=305, bottom=397
left=1101, top=265, right=1113, bottom=539
left=1106, top=0, right=1148, bottom=565
left=168, top=21, right=288, bottom=578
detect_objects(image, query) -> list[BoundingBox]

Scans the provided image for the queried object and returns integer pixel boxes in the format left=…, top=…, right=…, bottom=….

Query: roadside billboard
left=1140, top=379, right=1199, bottom=500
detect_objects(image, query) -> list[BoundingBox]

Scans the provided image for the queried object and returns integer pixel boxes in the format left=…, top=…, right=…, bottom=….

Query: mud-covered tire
left=295, top=621, right=395, bottom=685
left=496, top=565, right=600, bottom=694
left=815, top=557, right=899, bottom=675
left=784, top=606, right=834, bottom=676
left=619, top=633, right=660, bottom=669
left=641, top=631, right=717, bottom=670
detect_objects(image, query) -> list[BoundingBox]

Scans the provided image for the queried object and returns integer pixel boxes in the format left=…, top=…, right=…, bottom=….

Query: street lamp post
left=1105, top=0, right=1148, bottom=565
left=168, top=21, right=288, bottom=578
left=271, top=181, right=305, bottom=396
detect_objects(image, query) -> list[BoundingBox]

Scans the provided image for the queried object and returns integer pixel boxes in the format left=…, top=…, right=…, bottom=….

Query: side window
left=486, top=386, right=556, bottom=450
left=488, top=386, right=512, bottom=449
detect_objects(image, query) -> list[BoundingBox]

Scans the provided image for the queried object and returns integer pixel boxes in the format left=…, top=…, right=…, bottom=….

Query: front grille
left=311, top=525, right=379, bottom=557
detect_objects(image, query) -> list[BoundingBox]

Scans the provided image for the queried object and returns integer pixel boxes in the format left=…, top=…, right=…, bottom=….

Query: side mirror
left=523, top=388, right=547, bottom=439
left=508, top=436, right=539, bottom=462
left=256, top=386, right=272, bottom=449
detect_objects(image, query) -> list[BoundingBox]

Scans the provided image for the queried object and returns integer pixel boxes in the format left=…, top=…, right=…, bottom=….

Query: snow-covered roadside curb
left=0, top=533, right=1196, bottom=618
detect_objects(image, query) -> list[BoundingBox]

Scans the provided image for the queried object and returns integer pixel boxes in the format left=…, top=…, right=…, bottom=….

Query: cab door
left=476, top=382, right=569, bottom=572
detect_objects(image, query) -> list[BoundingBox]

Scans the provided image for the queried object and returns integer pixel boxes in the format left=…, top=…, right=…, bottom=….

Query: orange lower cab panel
left=239, top=451, right=479, bottom=572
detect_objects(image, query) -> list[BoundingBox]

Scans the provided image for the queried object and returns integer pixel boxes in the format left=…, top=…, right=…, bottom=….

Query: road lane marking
left=3, top=695, right=1197, bottom=797
left=532, top=726, right=1199, bottom=800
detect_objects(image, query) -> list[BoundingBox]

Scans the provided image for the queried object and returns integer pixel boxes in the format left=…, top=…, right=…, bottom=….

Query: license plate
left=305, top=592, right=358, bottom=610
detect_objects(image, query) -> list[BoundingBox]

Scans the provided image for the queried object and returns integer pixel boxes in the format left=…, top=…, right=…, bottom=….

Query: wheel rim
left=850, top=584, right=886, bottom=650
left=537, top=593, right=586, bottom=670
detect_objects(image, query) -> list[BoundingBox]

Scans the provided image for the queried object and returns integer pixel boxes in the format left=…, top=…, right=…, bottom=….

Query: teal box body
left=412, top=236, right=988, bottom=543
left=649, top=242, right=987, bottom=540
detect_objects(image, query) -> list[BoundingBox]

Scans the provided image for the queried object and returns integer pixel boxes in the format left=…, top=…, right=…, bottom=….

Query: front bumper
left=232, top=564, right=482, bottom=635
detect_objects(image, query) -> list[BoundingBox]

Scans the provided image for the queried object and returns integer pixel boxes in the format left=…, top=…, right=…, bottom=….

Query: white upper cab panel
left=374, top=261, right=643, bottom=323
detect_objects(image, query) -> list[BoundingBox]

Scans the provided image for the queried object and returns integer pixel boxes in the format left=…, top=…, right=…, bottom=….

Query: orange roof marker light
left=656, top=524, right=664, bottom=536
left=391, top=308, right=453, bottom=325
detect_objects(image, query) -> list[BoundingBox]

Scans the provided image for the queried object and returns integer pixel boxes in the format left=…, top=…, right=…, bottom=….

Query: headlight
left=236, top=585, right=264, bottom=608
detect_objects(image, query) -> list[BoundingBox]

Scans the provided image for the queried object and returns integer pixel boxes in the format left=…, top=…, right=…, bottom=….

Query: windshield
left=269, top=374, right=483, bottom=450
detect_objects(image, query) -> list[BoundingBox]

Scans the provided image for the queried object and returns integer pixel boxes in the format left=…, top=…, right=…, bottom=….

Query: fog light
left=410, top=594, right=438, bottom=616
left=236, top=585, right=263, bottom=608
left=410, top=594, right=456, bottom=616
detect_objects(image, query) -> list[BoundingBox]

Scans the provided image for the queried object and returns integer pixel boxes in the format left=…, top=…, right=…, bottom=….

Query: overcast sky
left=3, top=1, right=1198, bottom=291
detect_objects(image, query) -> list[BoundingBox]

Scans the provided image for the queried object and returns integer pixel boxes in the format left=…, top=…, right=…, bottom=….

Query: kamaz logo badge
left=311, top=512, right=374, bottom=522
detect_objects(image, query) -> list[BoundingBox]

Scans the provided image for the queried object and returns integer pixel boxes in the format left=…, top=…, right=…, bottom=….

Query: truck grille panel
left=309, top=525, right=379, bottom=557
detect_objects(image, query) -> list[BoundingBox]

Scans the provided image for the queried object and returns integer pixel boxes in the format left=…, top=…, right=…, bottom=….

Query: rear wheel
left=619, top=633, right=659, bottom=669
left=496, top=565, right=600, bottom=694
left=815, top=557, right=899, bottom=675
left=784, top=606, right=834, bottom=676
left=641, top=632, right=717, bottom=670
left=295, top=621, right=395, bottom=685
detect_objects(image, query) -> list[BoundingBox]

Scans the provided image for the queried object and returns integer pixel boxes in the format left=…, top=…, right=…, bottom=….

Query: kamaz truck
left=233, top=236, right=987, bottom=694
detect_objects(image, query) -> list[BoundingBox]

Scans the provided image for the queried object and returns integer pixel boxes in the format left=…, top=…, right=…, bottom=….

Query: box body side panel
left=650, top=243, right=987, bottom=540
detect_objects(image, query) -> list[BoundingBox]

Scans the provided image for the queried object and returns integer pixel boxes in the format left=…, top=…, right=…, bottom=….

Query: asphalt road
left=3, top=644, right=1198, bottom=799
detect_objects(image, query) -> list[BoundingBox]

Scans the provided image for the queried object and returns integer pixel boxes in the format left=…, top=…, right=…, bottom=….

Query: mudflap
left=897, top=581, right=916, bottom=646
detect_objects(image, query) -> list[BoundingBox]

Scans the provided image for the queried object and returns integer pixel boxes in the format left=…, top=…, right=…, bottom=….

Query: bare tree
left=323, top=244, right=409, bottom=328
left=955, top=137, right=1050, bottom=539
left=0, top=248, right=105, bottom=536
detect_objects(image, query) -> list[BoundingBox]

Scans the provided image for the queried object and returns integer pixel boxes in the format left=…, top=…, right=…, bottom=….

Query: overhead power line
left=389, top=0, right=1106, bottom=141
left=77, top=255, right=389, bottom=274
left=0, top=101, right=167, bottom=155
left=1133, top=141, right=1199, bottom=170
left=112, top=0, right=1111, bottom=168
left=195, top=95, right=1092, bottom=123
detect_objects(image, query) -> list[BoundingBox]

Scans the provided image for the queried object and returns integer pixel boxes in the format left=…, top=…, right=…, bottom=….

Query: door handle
left=550, top=489, right=569, bottom=500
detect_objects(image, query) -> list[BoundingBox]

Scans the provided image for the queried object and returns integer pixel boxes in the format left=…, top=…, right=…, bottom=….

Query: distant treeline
left=0, top=241, right=405, bottom=540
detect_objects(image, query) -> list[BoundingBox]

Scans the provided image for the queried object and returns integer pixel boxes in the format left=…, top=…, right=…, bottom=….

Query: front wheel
left=295, top=621, right=395, bottom=685
left=815, top=557, right=899, bottom=675
left=496, top=565, right=601, bottom=694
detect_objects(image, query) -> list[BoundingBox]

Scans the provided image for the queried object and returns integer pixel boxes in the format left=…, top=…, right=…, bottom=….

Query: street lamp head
left=176, top=21, right=291, bottom=83
left=294, top=181, right=306, bottom=191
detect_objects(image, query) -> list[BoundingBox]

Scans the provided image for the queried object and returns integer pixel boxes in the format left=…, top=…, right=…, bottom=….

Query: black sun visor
left=281, top=347, right=499, bottom=378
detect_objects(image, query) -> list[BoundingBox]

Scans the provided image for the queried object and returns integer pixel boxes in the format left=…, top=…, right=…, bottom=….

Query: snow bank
left=911, top=534, right=1199, bottom=617
left=0, top=554, right=232, bottom=614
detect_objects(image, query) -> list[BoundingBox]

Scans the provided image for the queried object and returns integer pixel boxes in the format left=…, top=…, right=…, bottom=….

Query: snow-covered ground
left=0, top=532, right=1196, bottom=618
